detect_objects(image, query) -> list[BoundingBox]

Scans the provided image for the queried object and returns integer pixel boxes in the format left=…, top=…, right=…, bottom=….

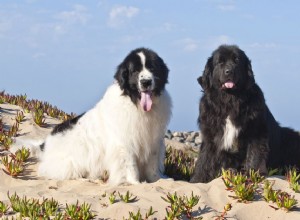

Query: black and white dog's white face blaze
left=114, top=48, right=169, bottom=111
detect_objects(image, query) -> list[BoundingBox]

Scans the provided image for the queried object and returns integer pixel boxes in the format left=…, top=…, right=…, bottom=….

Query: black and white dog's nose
left=140, top=79, right=152, bottom=88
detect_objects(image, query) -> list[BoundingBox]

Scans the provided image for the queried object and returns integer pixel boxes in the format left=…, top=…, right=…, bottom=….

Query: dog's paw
left=120, top=180, right=140, bottom=186
left=161, top=176, right=174, bottom=182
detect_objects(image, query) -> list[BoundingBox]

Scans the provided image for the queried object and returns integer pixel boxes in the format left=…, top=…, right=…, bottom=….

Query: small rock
left=185, top=135, right=195, bottom=143
left=195, top=136, right=202, bottom=145
left=165, top=130, right=173, bottom=139
left=186, top=142, right=196, bottom=148
left=182, top=132, right=189, bottom=139
left=190, top=131, right=199, bottom=138
left=172, top=132, right=182, bottom=137
left=172, top=137, right=184, bottom=143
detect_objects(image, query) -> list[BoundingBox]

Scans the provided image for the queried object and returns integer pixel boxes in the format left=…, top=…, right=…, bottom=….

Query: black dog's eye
left=218, top=57, right=225, bottom=64
left=234, top=57, right=239, bottom=63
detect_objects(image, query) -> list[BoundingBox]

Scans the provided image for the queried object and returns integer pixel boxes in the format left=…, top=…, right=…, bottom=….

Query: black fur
left=39, top=114, right=84, bottom=151
left=51, top=113, right=84, bottom=135
left=40, top=143, right=45, bottom=151
left=190, top=45, right=300, bottom=183
left=114, top=47, right=169, bottom=105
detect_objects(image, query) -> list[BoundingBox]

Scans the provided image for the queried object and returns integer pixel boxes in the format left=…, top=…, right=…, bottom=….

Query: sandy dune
left=1, top=103, right=299, bottom=219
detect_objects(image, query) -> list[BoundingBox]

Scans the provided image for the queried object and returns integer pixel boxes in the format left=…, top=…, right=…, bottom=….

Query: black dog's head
left=198, top=45, right=255, bottom=93
left=114, top=48, right=169, bottom=111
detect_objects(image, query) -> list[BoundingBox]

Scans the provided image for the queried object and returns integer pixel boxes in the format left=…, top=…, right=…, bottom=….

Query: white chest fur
left=222, top=117, right=240, bottom=151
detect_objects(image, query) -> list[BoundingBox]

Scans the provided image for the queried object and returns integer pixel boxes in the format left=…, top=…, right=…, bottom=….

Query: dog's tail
left=280, top=127, right=300, bottom=168
left=9, top=138, right=44, bottom=158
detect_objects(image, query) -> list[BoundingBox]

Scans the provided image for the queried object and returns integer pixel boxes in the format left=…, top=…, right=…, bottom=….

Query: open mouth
left=140, top=90, right=153, bottom=112
left=222, top=81, right=235, bottom=89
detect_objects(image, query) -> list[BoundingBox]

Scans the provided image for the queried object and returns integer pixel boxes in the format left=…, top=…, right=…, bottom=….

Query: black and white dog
left=190, top=45, right=300, bottom=183
left=27, top=48, right=172, bottom=185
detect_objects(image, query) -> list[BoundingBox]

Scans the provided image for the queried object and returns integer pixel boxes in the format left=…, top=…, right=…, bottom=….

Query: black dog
left=190, top=45, right=300, bottom=183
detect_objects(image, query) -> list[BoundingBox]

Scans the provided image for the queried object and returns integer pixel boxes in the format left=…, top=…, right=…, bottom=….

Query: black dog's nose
left=140, top=79, right=152, bottom=88
left=225, top=68, right=232, bottom=75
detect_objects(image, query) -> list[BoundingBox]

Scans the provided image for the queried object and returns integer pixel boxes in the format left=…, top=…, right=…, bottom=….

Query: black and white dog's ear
left=199, top=57, right=213, bottom=91
left=114, top=64, right=129, bottom=90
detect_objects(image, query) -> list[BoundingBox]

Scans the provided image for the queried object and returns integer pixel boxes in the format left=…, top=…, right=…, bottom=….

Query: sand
left=1, top=103, right=300, bottom=219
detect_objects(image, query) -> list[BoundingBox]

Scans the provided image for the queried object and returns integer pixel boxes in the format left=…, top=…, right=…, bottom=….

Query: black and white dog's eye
left=131, top=71, right=139, bottom=75
left=235, top=57, right=239, bottom=62
left=147, top=67, right=154, bottom=72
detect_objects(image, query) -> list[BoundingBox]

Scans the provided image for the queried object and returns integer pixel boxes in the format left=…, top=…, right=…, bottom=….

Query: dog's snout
left=140, top=79, right=152, bottom=88
left=225, top=68, right=232, bottom=76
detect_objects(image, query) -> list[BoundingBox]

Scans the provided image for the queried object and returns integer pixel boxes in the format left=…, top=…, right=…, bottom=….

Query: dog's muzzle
left=140, top=79, right=152, bottom=90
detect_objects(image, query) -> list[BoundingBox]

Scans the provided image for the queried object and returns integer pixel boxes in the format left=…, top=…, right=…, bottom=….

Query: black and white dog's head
left=198, top=45, right=255, bottom=93
left=114, top=48, right=169, bottom=111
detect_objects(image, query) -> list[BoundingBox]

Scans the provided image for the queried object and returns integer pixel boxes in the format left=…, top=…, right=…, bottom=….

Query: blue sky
left=1, top=0, right=300, bottom=131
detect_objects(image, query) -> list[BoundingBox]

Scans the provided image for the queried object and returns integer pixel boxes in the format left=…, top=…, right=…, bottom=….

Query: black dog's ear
left=197, top=76, right=203, bottom=87
left=246, top=59, right=255, bottom=88
left=199, top=57, right=213, bottom=91
left=114, top=63, right=129, bottom=91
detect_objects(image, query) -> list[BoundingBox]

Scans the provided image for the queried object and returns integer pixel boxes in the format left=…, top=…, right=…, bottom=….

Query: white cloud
left=217, top=4, right=236, bottom=11
left=184, top=42, right=198, bottom=52
left=108, top=5, right=139, bottom=28
left=0, top=19, right=11, bottom=34
left=162, top=22, right=176, bottom=32
left=120, top=35, right=144, bottom=43
left=97, top=0, right=108, bottom=7
left=176, top=38, right=199, bottom=52
left=210, top=35, right=233, bottom=48
left=53, top=24, right=67, bottom=35
left=32, top=52, right=46, bottom=59
left=242, top=13, right=255, bottom=20
left=55, top=4, right=90, bottom=25
left=217, top=0, right=236, bottom=11
left=176, top=35, right=233, bottom=52
left=216, top=35, right=231, bottom=44
left=51, top=4, right=91, bottom=37
left=249, top=42, right=278, bottom=49
left=25, top=0, right=39, bottom=3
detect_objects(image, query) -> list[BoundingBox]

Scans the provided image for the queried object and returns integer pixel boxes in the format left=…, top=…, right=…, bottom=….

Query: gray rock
left=195, top=136, right=202, bottom=145
left=165, top=130, right=173, bottom=139
left=182, top=132, right=189, bottom=139
left=186, top=142, right=196, bottom=148
left=190, top=131, right=199, bottom=138
left=172, top=132, right=182, bottom=137
left=185, top=135, right=195, bottom=143
left=172, top=137, right=184, bottom=143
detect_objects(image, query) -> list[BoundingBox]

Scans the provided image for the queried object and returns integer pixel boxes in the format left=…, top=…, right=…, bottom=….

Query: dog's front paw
left=120, top=180, right=140, bottom=186
left=147, top=172, right=174, bottom=182
left=160, top=174, right=174, bottom=181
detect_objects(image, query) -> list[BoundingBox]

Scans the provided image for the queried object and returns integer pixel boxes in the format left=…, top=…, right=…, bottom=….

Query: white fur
left=137, top=52, right=155, bottom=90
left=222, top=116, right=240, bottom=151
left=37, top=83, right=171, bottom=185
left=11, top=138, right=44, bottom=158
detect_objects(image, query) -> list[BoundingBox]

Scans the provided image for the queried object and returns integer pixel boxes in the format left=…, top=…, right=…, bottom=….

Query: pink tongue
left=140, top=92, right=152, bottom=112
left=224, top=82, right=235, bottom=88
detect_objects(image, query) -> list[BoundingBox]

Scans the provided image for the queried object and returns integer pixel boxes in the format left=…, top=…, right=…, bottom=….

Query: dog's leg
left=244, top=141, right=269, bottom=175
left=107, top=148, right=140, bottom=185
left=144, top=152, right=161, bottom=182
left=144, top=140, right=167, bottom=182
left=190, top=142, right=220, bottom=183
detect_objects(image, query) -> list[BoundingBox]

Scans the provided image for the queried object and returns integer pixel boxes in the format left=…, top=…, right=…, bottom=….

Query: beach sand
left=1, top=103, right=299, bottom=219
